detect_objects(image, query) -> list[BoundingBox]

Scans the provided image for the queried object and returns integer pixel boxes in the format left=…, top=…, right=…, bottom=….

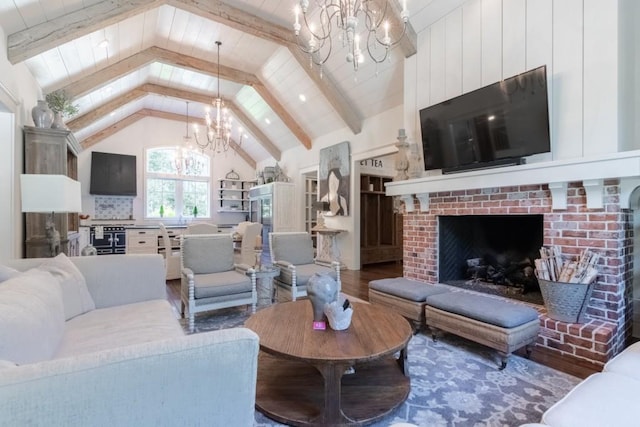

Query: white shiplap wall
left=408, top=0, right=635, bottom=162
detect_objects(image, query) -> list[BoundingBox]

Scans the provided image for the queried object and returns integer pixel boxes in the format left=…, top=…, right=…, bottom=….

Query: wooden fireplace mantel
left=385, top=150, right=640, bottom=211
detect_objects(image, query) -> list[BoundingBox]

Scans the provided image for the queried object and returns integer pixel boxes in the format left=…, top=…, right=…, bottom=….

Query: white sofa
left=521, top=341, right=640, bottom=427
left=0, top=253, right=259, bottom=427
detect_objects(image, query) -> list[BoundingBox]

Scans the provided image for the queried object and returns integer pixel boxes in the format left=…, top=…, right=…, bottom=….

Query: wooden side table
left=252, top=266, right=280, bottom=306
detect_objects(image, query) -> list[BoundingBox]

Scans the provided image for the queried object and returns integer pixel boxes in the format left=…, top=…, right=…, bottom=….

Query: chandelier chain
left=193, top=41, right=238, bottom=154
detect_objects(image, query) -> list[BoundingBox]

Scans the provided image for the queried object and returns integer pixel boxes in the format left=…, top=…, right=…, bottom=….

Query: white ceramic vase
left=31, top=100, right=53, bottom=128
left=51, top=111, right=67, bottom=129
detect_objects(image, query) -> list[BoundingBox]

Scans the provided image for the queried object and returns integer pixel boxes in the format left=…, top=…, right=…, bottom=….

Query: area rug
left=181, top=306, right=579, bottom=427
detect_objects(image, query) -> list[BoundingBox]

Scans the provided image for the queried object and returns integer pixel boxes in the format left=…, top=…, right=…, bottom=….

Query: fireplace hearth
left=399, top=180, right=631, bottom=367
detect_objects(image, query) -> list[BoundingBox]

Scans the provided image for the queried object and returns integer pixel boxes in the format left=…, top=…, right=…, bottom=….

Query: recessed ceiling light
left=98, top=39, right=109, bottom=49
left=265, top=118, right=271, bottom=125
left=299, top=94, right=306, bottom=102
left=109, top=111, right=115, bottom=117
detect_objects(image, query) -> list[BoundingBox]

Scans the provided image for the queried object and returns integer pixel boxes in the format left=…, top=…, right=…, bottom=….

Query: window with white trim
left=145, top=147, right=210, bottom=219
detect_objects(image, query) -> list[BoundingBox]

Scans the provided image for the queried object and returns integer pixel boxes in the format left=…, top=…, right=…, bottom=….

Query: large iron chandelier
left=293, top=0, right=409, bottom=72
left=194, top=41, right=234, bottom=154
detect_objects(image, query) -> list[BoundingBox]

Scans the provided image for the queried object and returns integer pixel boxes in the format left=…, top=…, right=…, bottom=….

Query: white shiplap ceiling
left=0, top=0, right=466, bottom=165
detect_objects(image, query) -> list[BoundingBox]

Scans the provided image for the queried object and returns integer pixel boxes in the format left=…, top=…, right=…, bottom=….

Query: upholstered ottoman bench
left=368, top=277, right=452, bottom=331
left=425, top=292, right=540, bottom=369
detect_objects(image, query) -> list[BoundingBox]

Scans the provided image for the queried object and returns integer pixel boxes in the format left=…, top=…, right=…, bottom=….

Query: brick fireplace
left=398, top=179, right=633, bottom=367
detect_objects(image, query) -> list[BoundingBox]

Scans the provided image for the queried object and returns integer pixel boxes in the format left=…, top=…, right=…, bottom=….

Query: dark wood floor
left=168, top=261, right=599, bottom=379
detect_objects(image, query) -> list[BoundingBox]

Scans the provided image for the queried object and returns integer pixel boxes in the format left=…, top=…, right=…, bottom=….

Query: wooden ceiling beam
left=169, top=0, right=364, bottom=134
left=80, top=111, right=147, bottom=149
left=58, top=46, right=310, bottom=150
left=7, top=0, right=163, bottom=64
left=7, top=0, right=417, bottom=137
left=140, top=109, right=256, bottom=168
left=58, top=50, right=156, bottom=99
left=66, top=88, right=147, bottom=131
left=73, top=82, right=281, bottom=162
left=141, top=84, right=281, bottom=161
left=79, top=108, right=256, bottom=168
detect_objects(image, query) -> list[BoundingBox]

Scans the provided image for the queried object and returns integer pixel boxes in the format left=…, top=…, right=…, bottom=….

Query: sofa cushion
left=542, top=372, right=640, bottom=427
left=56, top=299, right=184, bottom=358
left=0, top=269, right=65, bottom=364
left=426, top=291, right=539, bottom=328
left=38, top=253, right=95, bottom=320
left=0, top=265, right=19, bottom=283
left=603, top=341, right=640, bottom=381
left=369, top=278, right=451, bottom=302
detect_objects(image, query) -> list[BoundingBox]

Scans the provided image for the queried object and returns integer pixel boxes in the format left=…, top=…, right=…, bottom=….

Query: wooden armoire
left=23, top=126, right=81, bottom=258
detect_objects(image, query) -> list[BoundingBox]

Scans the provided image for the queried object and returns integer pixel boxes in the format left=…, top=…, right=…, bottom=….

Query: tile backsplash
left=94, top=196, right=133, bottom=220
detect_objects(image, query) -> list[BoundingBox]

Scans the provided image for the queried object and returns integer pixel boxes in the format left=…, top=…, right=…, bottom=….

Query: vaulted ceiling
left=1, top=0, right=466, bottom=166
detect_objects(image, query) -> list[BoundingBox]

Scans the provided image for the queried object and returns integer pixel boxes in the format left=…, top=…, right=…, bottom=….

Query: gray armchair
left=269, top=231, right=341, bottom=301
left=180, top=233, right=256, bottom=332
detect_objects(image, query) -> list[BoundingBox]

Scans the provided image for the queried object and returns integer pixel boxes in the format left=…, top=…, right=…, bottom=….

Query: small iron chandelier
left=293, top=0, right=410, bottom=73
left=194, top=41, right=234, bottom=153
left=175, top=101, right=202, bottom=175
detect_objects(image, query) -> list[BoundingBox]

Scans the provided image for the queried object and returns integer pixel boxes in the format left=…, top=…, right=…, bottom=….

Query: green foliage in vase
left=45, top=90, right=80, bottom=117
left=193, top=206, right=198, bottom=217
left=159, top=205, right=164, bottom=217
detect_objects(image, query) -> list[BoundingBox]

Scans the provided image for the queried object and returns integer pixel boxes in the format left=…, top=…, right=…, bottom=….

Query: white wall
left=77, top=117, right=257, bottom=225
left=405, top=0, right=638, bottom=164
left=0, top=23, right=46, bottom=261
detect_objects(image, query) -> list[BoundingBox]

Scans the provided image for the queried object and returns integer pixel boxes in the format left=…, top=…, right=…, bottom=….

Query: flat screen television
left=419, top=65, right=550, bottom=173
left=89, top=151, right=137, bottom=196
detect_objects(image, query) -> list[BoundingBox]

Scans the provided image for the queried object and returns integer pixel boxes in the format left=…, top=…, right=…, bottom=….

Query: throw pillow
left=38, top=253, right=95, bottom=320
left=0, top=269, right=65, bottom=364
left=0, top=265, right=19, bottom=283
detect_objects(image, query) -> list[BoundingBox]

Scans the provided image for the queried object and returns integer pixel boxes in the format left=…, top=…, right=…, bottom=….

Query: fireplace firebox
left=439, top=215, right=544, bottom=298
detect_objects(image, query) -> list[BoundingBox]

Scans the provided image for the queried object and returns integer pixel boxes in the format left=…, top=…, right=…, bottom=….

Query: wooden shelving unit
left=217, top=179, right=257, bottom=213
left=304, top=176, right=318, bottom=247
left=360, top=174, right=403, bottom=265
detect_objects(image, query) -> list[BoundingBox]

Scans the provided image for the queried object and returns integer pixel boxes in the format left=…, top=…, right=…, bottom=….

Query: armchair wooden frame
left=269, top=231, right=341, bottom=301
left=180, top=233, right=257, bottom=332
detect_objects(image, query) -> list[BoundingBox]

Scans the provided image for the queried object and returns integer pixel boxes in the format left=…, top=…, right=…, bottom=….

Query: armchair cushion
left=0, top=269, right=65, bottom=364
left=183, top=235, right=234, bottom=274
left=279, top=263, right=338, bottom=288
left=271, top=233, right=315, bottom=265
left=191, top=270, right=253, bottom=299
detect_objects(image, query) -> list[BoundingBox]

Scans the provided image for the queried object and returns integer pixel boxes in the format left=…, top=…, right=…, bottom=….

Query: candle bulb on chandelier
left=383, top=21, right=390, bottom=45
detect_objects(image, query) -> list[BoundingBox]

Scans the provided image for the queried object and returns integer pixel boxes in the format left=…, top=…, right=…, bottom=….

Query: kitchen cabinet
left=217, top=179, right=257, bottom=213
left=23, top=126, right=81, bottom=258
left=126, top=229, right=158, bottom=254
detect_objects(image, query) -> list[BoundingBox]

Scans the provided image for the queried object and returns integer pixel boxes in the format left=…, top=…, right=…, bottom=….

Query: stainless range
left=89, top=226, right=126, bottom=255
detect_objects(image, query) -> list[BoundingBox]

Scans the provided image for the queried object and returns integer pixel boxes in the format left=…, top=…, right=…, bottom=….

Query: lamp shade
left=21, top=174, right=82, bottom=213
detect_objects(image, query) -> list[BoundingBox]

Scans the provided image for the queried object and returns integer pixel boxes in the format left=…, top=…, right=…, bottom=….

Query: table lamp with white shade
left=20, top=174, right=82, bottom=257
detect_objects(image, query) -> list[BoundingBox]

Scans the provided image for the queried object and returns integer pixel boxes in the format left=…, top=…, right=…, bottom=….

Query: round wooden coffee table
left=245, top=300, right=412, bottom=426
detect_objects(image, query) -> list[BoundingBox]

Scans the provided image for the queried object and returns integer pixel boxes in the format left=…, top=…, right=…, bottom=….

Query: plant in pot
left=45, top=90, right=79, bottom=129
